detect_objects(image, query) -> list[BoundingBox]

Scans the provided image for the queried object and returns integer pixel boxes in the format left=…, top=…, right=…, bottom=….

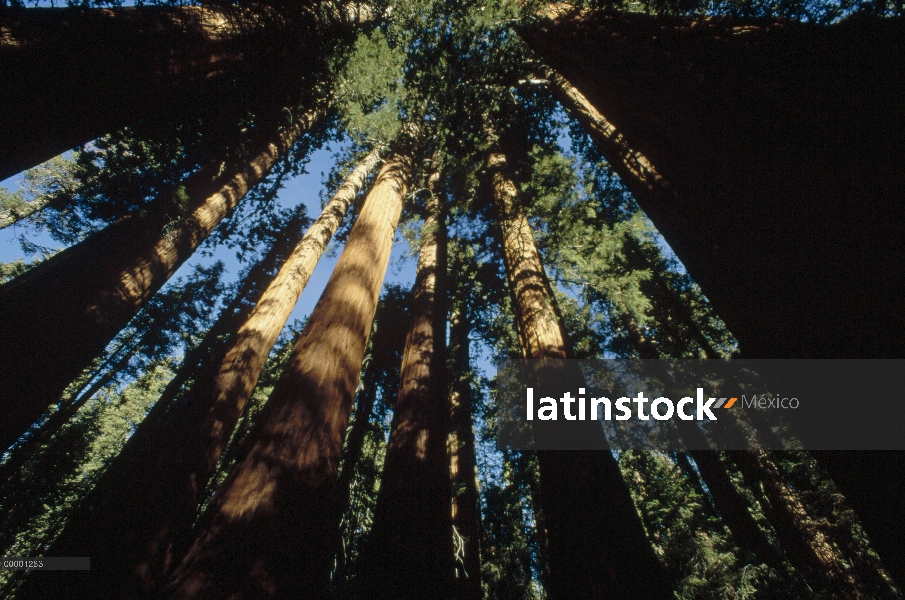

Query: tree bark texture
left=0, top=104, right=327, bottom=454
left=0, top=4, right=368, bottom=179
left=489, top=148, right=666, bottom=599
left=11, top=207, right=305, bottom=600
left=521, top=13, right=905, bottom=584
left=15, top=147, right=379, bottom=600
left=160, top=144, right=414, bottom=600
left=521, top=10, right=905, bottom=360
left=447, top=305, right=484, bottom=600
left=360, top=172, right=453, bottom=598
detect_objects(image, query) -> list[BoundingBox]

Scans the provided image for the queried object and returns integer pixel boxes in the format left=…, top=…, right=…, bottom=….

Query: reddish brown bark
left=161, top=144, right=414, bottom=600
left=733, top=450, right=872, bottom=599
left=0, top=104, right=327, bottom=453
left=489, top=147, right=666, bottom=599
left=360, top=172, right=453, bottom=598
left=13, top=209, right=310, bottom=600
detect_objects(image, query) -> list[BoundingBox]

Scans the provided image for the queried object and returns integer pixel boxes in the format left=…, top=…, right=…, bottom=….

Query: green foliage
left=0, top=259, right=37, bottom=285
left=336, top=30, right=407, bottom=144
left=0, top=363, right=173, bottom=597
left=619, top=450, right=771, bottom=599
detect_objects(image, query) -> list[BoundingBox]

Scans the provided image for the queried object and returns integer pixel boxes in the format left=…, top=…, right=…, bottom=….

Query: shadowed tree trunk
left=360, top=170, right=453, bottom=598
left=447, top=303, right=484, bottom=600
left=0, top=104, right=328, bottom=454
left=14, top=147, right=380, bottom=600
left=160, top=141, right=415, bottom=600
left=13, top=210, right=306, bottom=600
left=488, top=146, right=666, bottom=599
left=673, top=424, right=784, bottom=571
left=0, top=4, right=372, bottom=180
left=521, top=9, right=905, bottom=359
left=521, top=11, right=905, bottom=584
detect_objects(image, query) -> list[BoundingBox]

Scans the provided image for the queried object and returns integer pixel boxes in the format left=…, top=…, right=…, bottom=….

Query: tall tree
left=331, top=285, right=410, bottom=596
left=520, top=10, right=905, bottom=582
left=360, top=168, right=453, bottom=598
left=18, top=147, right=381, bottom=599
left=521, top=9, right=905, bottom=359
left=0, top=3, right=373, bottom=180
left=487, top=140, right=666, bottom=599
left=0, top=104, right=328, bottom=453
left=161, top=139, right=417, bottom=599
left=448, top=299, right=484, bottom=600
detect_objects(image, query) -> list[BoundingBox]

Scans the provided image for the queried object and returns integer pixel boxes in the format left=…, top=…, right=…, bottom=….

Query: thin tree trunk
left=360, top=170, right=452, bottom=598
left=0, top=5, right=372, bottom=180
left=331, top=374, right=378, bottom=589
left=0, top=104, right=327, bottom=454
left=447, top=303, right=484, bottom=600
left=0, top=191, right=70, bottom=231
left=13, top=208, right=310, bottom=600
left=676, top=433, right=785, bottom=570
left=624, top=322, right=785, bottom=572
left=0, top=326, right=143, bottom=483
left=488, top=147, right=666, bottom=599
left=161, top=143, right=415, bottom=600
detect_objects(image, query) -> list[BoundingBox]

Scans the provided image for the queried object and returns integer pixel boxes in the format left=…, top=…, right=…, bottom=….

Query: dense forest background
left=0, top=0, right=903, bottom=598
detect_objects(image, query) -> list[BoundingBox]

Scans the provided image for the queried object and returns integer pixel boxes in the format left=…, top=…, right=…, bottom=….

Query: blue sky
left=0, top=145, right=418, bottom=335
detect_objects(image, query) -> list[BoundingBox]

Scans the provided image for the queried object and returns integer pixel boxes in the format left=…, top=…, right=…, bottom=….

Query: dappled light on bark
left=360, top=169, right=453, bottom=597
left=0, top=104, right=327, bottom=455
left=161, top=146, right=413, bottom=600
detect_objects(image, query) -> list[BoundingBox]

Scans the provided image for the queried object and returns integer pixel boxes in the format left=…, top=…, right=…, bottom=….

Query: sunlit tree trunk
left=20, top=147, right=379, bottom=600
left=13, top=208, right=308, bottom=600
left=361, top=170, right=452, bottom=598
left=488, top=147, right=665, bottom=599
left=161, top=142, right=415, bottom=600
left=0, top=4, right=372, bottom=180
left=447, top=303, right=484, bottom=600
left=0, top=104, right=327, bottom=454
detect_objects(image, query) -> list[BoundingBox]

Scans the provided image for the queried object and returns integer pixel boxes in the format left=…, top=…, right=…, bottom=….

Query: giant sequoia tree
left=1, top=0, right=903, bottom=598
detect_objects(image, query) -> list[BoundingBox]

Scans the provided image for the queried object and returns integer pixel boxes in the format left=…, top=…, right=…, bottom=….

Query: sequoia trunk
left=489, top=147, right=665, bottom=599
left=161, top=144, right=414, bottom=599
left=14, top=209, right=309, bottom=600
left=361, top=172, right=452, bottom=597
left=521, top=11, right=905, bottom=583
left=0, top=105, right=327, bottom=453
left=0, top=4, right=369, bottom=179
